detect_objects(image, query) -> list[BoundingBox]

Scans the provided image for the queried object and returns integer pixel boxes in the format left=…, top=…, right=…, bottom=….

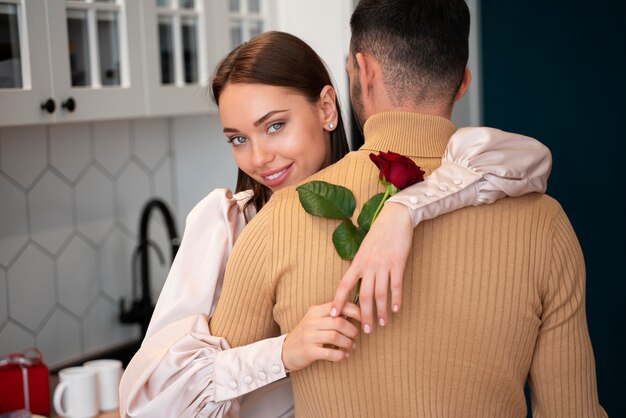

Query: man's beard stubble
left=350, top=78, right=366, bottom=137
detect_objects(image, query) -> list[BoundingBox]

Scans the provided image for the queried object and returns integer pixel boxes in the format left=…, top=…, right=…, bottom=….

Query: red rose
left=369, top=151, right=425, bottom=190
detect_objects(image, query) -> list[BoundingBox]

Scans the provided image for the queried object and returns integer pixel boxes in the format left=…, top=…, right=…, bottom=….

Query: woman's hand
left=282, top=302, right=361, bottom=372
left=330, top=202, right=413, bottom=333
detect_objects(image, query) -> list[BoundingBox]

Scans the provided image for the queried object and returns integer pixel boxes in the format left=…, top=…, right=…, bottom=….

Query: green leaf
left=332, top=220, right=366, bottom=260
left=297, top=181, right=356, bottom=220
left=357, top=192, right=385, bottom=232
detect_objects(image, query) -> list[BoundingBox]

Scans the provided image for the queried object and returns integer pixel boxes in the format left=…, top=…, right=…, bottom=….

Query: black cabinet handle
left=61, top=97, right=76, bottom=112
left=40, top=98, right=56, bottom=114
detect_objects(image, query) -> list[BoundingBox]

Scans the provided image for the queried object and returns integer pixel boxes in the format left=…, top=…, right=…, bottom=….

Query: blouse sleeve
left=119, top=189, right=288, bottom=418
left=387, top=127, right=552, bottom=226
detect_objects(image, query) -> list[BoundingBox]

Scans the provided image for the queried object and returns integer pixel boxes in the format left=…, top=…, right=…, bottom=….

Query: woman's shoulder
left=186, top=188, right=254, bottom=223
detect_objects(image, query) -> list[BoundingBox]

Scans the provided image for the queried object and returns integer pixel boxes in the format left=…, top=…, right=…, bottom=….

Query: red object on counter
left=0, top=348, right=50, bottom=415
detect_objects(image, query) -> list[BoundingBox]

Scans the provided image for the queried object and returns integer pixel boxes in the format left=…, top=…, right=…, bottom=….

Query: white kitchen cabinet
left=0, top=0, right=274, bottom=127
left=0, top=0, right=145, bottom=126
left=143, top=0, right=275, bottom=117
left=142, top=0, right=222, bottom=117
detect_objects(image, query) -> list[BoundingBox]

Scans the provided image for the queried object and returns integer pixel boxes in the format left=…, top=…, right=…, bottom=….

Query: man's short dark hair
left=350, top=0, right=470, bottom=107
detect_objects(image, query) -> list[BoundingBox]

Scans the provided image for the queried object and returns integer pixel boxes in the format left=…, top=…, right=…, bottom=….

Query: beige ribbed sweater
left=211, top=112, right=606, bottom=418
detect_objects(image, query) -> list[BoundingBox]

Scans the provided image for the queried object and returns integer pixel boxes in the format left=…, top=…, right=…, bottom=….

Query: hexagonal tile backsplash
left=0, top=118, right=178, bottom=367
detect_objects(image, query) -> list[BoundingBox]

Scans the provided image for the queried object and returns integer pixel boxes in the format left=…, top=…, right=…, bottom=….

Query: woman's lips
left=261, top=163, right=294, bottom=188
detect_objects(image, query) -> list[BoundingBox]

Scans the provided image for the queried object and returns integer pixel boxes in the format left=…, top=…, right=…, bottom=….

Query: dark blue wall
left=481, top=1, right=626, bottom=416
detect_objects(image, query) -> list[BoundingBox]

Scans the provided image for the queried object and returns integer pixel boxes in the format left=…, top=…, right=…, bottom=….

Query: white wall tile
left=50, top=123, right=91, bottom=182
left=133, top=118, right=169, bottom=170
left=57, top=236, right=99, bottom=317
left=172, top=115, right=237, bottom=228
left=94, top=120, right=131, bottom=177
left=0, top=126, right=47, bottom=189
left=0, top=176, right=28, bottom=267
left=0, top=321, right=35, bottom=355
left=28, top=171, right=74, bottom=255
left=83, top=297, right=138, bottom=354
left=7, top=245, right=55, bottom=331
left=76, top=166, right=115, bottom=245
left=100, top=227, right=135, bottom=303
left=36, top=309, right=82, bottom=366
left=154, top=158, right=174, bottom=207
left=115, top=162, right=151, bottom=234
left=0, top=270, right=7, bottom=326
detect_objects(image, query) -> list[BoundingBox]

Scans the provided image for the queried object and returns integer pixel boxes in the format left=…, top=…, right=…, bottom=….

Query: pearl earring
left=328, top=122, right=334, bottom=130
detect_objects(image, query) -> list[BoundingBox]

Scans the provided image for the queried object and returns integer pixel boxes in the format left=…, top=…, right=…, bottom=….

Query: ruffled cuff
left=213, top=334, right=288, bottom=402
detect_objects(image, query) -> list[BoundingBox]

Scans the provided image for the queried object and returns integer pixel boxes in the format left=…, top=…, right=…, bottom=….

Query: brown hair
left=211, top=31, right=350, bottom=214
left=350, top=0, right=469, bottom=108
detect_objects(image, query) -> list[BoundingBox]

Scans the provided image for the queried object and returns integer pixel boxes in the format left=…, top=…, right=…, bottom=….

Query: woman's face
left=219, top=83, right=333, bottom=191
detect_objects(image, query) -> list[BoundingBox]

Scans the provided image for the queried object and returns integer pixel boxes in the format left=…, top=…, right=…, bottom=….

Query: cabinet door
left=0, top=0, right=55, bottom=126
left=46, top=0, right=145, bottom=123
left=143, top=0, right=222, bottom=117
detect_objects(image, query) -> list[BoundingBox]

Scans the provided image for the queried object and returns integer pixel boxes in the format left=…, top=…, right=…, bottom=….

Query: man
left=211, top=0, right=606, bottom=416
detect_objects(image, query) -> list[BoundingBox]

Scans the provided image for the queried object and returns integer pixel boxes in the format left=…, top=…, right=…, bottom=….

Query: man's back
left=211, top=112, right=605, bottom=417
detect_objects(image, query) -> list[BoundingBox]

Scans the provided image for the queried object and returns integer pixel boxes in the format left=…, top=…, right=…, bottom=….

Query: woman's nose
left=252, top=141, right=274, bottom=167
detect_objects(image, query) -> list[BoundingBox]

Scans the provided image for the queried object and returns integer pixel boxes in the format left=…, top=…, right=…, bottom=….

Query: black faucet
left=120, top=198, right=180, bottom=339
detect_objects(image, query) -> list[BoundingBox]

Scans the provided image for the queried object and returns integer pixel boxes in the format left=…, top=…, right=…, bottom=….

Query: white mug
left=53, top=367, right=99, bottom=418
left=83, top=359, right=123, bottom=411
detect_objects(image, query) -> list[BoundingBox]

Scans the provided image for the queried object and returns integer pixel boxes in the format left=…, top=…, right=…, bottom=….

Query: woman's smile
left=260, top=163, right=294, bottom=188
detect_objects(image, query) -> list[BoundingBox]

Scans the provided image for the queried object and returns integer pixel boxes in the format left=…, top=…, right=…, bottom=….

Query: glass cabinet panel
left=66, top=9, right=91, bottom=87
left=248, top=0, right=260, bottom=13
left=229, top=19, right=243, bottom=50
left=181, top=17, right=198, bottom=83
left=228, top=0, right=266, bottom=48
left=65, top=1, right=125, bottom=88
left=180, top=0, right=195, bottom=9
left=155, top=1, right=200, bottom=86
left=229, top=0, right=240, bottom=12
left=0, top=3, right=22, bottom=89
left=97, top=11, right=120, bottom=86
left=158, top=15, right=175, bottom=84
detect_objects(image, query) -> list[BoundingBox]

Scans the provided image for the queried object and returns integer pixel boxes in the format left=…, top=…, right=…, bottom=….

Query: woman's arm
left=330, top=127, right=552, bottom=332
left=120, top=189, right=358, bottom=418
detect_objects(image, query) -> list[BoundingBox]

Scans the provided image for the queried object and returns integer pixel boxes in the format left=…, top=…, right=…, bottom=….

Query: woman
left=119, top=31, right=551, bottom=417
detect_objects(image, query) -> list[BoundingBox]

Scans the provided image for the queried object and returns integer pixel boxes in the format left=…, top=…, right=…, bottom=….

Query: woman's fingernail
left=363, top=324, right=371, bottom=334
left=392, top=304, right=400, bottom=313
left=345, top=352, right=350, bottom=358
left=379, top=318, right=385, bottom=327
left=330, top=307, right=337, bottom=317
left=352, top=342, right=357, bottom=349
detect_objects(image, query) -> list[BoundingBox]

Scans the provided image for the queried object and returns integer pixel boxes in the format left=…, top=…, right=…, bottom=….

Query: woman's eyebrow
left=254, top=109, right=288, bottom=127
left=223, top=109, right=288, bottom=133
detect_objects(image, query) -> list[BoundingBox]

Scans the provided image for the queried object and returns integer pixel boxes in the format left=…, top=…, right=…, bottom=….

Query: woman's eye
left=229, top=136, right=247, bottom=146
left=268, top=122, right=284, bottom=134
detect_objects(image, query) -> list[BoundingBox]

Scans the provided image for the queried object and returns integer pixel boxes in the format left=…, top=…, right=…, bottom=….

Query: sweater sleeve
left=119, top=190, right=288, bottom=418
left=528, top=208, right=607, bottom=418
left=387, top=127, right=552, bottom=226
left=210, top=200, right=281, bottom=348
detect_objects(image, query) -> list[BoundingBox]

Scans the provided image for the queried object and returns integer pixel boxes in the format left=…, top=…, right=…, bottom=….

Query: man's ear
left=356, top=52, right=377, bottom=101
left=454, top=67, right=472, bottom=102
left=319, top=85, right=338, bottom=130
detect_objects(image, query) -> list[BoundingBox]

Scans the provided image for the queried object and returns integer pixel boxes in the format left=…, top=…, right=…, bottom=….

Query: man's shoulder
left=463, top=192, right=569, bottom=232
